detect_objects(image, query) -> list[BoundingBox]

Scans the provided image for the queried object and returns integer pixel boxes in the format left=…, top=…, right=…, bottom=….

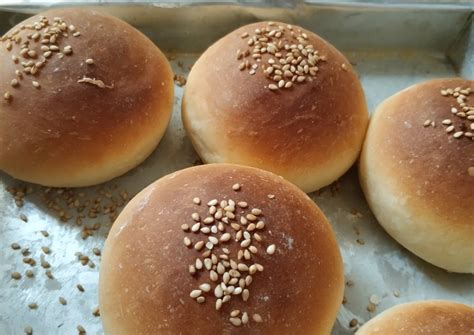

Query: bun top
left=0, top=8, right=173, bottom=187
left=183, top=21, right=367, bottom=192
left=365, top=78, right=473, bottom=226
left=100, top=164, right=344, bottom=335
left=356, top=300, right=474, bottom=335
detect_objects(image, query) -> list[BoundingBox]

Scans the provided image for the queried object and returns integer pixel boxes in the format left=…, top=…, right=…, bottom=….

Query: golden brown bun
left=359, top=78, right=474, bottom=273
left=182, top=22, right=368, bottom=193
left=0, top=8, right=174, bottom=187
left=356, top=300, right=474, bottom=335
left=99, top=164, right=344, bottom=335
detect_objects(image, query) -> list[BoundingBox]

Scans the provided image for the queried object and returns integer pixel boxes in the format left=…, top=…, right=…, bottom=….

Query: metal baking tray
left=0, top=2, right=473, bottom=335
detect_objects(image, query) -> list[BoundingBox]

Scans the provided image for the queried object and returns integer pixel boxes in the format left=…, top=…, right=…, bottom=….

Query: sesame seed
left=267, top=244, right=276, bottom=255
left=232, top=183, right=240, bottom=191
left=28, top=302, right=38, bottom=309
left=24, top=326, right=33, bottom=335
left=4, top=91, right=12, bottom=101
left=11, top=271, right=22, bottom=280
left=208, top=199, right=218, bottom=206
left=216, top=299, right=223, bottom=310
left=441, top=119, right=452, bottom=125
left=184, top=237, right=192, bottom=247
left=191, top=212, right=200, bottom=221
left=59, top=297, right=67, bottom=305
left=220, top=233, right=231, bottom=242
left=369, top=294, right=381, bottom=305
left=451, top=107, right=458, bottom=114
left=253, top=313, right=263, bottom=322
left=268, top=84, right=278, bottom=91
left=229, top=317, right=242, bottom=327
left=230, top=309, right=240, bottom=317
left=242, top=289, right=250, bottom=301
left=349, top=319, right=358, bottom=327
left=32, top=81, right=40, bottom=89
left=77, top=284, right=85, bottom=292
left=11, top=79, right=19, bottom=88
left=446, top=125, right=455, bottom=133
left=85, top=58, right=94, bottom=65
left=367, top=303, right=376, bottom=312
left=453, top=131, right=464, bottom=138
left=77, top=325, right=86, bottom=334
left=193, top=197, right=201, bottom=205
left=196, top=296, right=205, bottom=303
left=190, top=290, right=202, bottom=298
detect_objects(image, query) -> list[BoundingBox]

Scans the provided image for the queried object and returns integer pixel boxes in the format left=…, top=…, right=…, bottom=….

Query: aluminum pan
left=0, top=4, right=473, bottom=335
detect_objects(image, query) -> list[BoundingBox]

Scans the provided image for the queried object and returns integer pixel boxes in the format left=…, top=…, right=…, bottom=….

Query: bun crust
left=183, top=21, right=368, bottom=192
left=99, top=164, right=344, bottom=335
left=359, top=78, right=474, bottom=273
left=0, top=8, right=174, bottom=187
left=356, top=300, right=474, bottom=335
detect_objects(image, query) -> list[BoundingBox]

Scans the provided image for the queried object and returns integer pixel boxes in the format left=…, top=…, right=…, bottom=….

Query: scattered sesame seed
left=193, top=197, right=201, bottom=205
left=59, top=297, right=67, bottom=305
left=349, top=319, right=358, bottom=327
left=28, top=302, right=38, bottom=309
left=92, top=307, right=100, bottom=317
left=11, top=271, right=21, bottom=280
left=232, top=183, right=240, bottom=191
left=77, top=284, right=85, bottom=292
left=369, top=294, right=381, bottom=305
left=24, top=326, right=33, bottom=335
left=4, top=91, right=12, bottom=101
left=266, top=244, right=276, bottom=255
left=253, top=313, right=263, bottom=323
left=85, top=58, right=94, bottom=65
left=32, top=81, right=40, bottom=89
left=77, top=325, right=86, bottom=334
left=11, top=242, right=21, bottom=250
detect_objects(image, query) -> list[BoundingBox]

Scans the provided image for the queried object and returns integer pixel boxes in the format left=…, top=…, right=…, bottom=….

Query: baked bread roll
left=99, top=164, right=344, bottom=334
left=359, top=78, right=474, bottom=273
left=0, top=8, right=174, bottom=187
left=182, top=22, right=368, bottom=193
left=356, top=300, right=474, bottom=335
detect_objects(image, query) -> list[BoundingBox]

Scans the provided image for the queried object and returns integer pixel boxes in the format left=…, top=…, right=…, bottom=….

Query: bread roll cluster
left=0, top=9, right=471, bottom=335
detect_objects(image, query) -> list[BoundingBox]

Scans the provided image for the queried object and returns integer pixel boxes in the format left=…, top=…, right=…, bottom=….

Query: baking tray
left=0, top=2, right=473, bottom=335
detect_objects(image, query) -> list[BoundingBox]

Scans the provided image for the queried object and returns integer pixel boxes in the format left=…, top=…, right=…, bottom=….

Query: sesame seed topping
left=253, top=313, right=263, bottom=322
left=85, top=58, right=94, bottom=65
left=32, top=81, right=40, bottom=89
left=182, top=189, right=276, bottom=325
